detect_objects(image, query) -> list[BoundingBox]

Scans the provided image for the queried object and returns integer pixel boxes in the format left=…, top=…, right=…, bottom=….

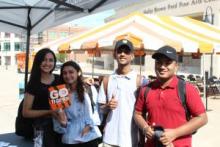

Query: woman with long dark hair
left=54, top=61, right=101, bottom=147
left=22, top=48, right=61, bottom=147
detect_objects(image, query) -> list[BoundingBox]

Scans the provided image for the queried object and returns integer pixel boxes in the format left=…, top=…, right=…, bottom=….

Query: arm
left=134, top=110, right=154, bottom=140
left=53, top=116, right=69, bottom=134
left=160, top=113, right=207, bottom=146
left=160, top=83, right=208, bottom=146
left=134, top=85, right=155, bottom=140
left=81, top=93, right=95, bottom=136
left=98, top=78, right=117, bottom=111
left=22, top=92, right=54, bottom=118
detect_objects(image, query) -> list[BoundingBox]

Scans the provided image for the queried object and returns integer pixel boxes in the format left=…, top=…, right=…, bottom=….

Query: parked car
left=54, top=61, right=63, bottom=71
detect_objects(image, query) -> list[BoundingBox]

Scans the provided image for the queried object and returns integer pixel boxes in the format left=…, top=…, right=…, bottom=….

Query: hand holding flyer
left=48, top=84, right=71, bottom=111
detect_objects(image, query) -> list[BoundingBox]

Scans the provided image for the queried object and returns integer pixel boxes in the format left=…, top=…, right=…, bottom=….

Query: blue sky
left=69, top=9, right=115, bottom=27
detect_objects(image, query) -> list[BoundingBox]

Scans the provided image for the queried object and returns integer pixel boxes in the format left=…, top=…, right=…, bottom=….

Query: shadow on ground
left=0, top=133, right=33, bottom=147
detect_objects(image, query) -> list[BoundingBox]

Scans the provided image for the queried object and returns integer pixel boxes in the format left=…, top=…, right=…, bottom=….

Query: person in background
left=22, top=48, right=62, bottom=147
left=134, top=45, right=208, bottom=147
left=53, top=61, right=101, bottom=147
left=98, top=39, right=147, bottom=147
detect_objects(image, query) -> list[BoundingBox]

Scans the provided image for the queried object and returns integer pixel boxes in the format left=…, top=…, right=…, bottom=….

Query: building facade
left=108, top=0, right=220, bottom=77
left=0, top=32, right=25, bottom=68
left=0, top=24, right=88, bottom=68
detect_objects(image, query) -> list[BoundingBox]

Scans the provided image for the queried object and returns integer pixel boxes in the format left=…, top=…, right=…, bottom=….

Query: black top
left=26, top=74, right=61, bottom=110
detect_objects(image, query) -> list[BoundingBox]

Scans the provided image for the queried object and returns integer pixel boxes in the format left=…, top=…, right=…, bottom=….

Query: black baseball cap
left=115, top=39, right=134, bottom=51
left=152, top=45, right=177, bottom=61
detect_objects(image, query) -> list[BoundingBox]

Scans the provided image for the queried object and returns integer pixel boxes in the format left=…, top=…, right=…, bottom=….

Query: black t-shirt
left=26, top=74, right=61, bottom=110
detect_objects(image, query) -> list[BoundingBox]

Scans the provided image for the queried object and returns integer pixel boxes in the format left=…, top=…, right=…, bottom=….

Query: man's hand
left=107, top=95, right=118, bottom=110
left=160, top=129, right=177, bottom=146
left=84, top=77, right=94, bottom=85
left=144, top=125, right=155, bottom=140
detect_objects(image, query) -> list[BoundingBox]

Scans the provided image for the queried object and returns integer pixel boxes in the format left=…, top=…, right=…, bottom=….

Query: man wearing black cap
left=98, top=39, right=147, bottom=147
left=134, top=45, right=207, bottom=147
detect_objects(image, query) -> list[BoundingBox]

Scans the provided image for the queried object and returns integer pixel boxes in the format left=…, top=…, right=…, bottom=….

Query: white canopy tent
left=0, top=0, right=141, bottom=87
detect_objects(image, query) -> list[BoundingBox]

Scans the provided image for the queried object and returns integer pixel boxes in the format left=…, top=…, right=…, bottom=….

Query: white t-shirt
left=98, top=71, right=145, bottom=147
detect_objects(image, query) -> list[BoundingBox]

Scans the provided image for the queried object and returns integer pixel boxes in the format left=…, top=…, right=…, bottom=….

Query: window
left=178, top=55, right=183, bottom=63
left=3, top=42, right=10, bottom=51
left=15, top=34, right=21, bottom=38
left=133, top=56, right=145, bottom=65
left=60, top=32, right=68, bottom=38
left=5, top=32, right=10, bottom=38
left=38, top=32, right=43, bottom=44
left=49, top=32, right=56, bottom=40
left=15, top=42, right=21, bottom=51
left=5, top=56, right=11, bottom=65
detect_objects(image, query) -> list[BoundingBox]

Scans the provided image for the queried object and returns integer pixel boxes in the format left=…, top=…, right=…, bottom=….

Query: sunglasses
left=116, top=47, right=132, bottom=54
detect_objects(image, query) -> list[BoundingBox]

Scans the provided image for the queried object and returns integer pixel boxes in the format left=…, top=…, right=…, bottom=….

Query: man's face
left=155, top=56, right=178, bottom=80
left=114, top=46, right=134, bottom=66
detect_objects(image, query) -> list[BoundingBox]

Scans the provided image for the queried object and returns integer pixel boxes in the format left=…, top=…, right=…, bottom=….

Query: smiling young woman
left=22, top=48, right=62, bottom=147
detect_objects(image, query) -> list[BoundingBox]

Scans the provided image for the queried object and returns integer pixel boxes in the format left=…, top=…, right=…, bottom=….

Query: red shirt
left=135, top=76, right=205, bottom=147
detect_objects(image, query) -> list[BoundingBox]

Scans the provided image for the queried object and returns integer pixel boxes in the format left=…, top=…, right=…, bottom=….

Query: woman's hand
left=53, top=109, right=67, bottom=127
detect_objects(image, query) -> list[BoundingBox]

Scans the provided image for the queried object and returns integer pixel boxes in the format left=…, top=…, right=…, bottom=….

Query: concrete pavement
left=0, top=67, right=220, bottom=146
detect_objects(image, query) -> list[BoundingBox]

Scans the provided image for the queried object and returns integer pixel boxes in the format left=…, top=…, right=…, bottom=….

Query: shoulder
left=185, top=81, right=199, bottom=92
left=25, top=81, right=38, bottom=94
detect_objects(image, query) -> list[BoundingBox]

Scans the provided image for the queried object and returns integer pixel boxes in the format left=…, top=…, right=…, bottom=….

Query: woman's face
left=40, top=52, right=55, bottom=73
left=62, top=65, right=78, bottom=85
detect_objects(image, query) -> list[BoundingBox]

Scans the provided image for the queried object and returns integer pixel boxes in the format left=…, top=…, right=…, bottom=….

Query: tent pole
left=24, top=8, right=31, bottom=90
left=203, top=54, right=207, bottom=111
left=92, top=53, right=94, bottom=78
left=139, top=56, right=142, bottom=76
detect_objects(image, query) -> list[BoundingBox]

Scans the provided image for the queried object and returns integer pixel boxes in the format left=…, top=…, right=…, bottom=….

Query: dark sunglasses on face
left=116, top=47, right=132, bottom=54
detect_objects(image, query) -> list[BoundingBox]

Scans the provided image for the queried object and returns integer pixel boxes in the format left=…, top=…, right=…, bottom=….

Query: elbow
left=22, top=107, right=30, bottom=118
left=197, top=113, right=208, bottom=127
left=22, top=108, right=27, bottom=117
left=203, top=113, right=208, bottom=126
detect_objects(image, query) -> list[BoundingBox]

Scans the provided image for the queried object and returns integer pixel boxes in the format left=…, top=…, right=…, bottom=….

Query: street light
left=203, top=6, right=214, bottom=111
left=203, top=6, right=214, bottom=76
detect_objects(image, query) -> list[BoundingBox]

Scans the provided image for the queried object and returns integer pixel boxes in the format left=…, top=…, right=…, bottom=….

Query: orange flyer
left=48, top=84, right=71, bottom=111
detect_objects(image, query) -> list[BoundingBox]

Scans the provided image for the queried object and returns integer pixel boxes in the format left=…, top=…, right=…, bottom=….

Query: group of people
left=22, top=39, right=208, bottom=147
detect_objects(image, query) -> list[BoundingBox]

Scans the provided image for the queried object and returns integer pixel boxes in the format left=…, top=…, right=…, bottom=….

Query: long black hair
left=28, top=48, right=56, bottom=85
left=60, top=61, right=85, bottom=103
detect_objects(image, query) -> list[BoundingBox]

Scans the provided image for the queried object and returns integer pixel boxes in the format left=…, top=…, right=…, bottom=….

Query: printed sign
left=48, top=84, right=71, bottom=110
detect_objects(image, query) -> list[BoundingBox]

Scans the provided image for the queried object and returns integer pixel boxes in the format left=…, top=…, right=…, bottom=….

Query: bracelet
left=56, top=108, right=63, bottom=113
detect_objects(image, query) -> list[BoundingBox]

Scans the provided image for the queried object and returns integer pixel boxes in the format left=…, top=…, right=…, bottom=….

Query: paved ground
left=0, top=67, right=220, bottom=147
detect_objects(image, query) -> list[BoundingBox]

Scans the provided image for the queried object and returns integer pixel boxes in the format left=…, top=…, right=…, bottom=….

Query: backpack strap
left=178, top=78, right=191, bottom=121
left=141, top=83, right=151, bottom=117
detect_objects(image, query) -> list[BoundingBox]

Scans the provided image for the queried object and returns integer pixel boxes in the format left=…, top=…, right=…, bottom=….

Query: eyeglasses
left=116, top=48, right=132, bottom=54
